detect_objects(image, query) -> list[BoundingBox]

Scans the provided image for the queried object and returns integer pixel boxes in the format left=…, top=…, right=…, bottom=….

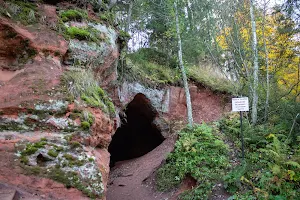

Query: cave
left=108, top=93, right=165, bottom=166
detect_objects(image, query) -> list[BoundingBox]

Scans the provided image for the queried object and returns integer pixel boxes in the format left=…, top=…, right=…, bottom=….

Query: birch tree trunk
left=262, top=0, right=270, bottom=122
left=174, top=0, right=194, bottom=126
left=125, top=0, right=134, bottom=33
left=250, top=0, right=259, bottom=125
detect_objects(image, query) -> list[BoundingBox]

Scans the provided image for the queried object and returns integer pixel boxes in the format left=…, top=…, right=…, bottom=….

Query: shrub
left=221, top=114, right=300, bottom=199
left=156, top=124, right=230, bottom=199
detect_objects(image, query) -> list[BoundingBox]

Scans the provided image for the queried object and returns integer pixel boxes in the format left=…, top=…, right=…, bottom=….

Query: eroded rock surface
left=0, top=1, right=119, bottom=199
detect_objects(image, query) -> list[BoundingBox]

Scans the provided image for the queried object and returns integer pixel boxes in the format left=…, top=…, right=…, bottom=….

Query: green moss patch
left=60, top=9, right=88, bottom=22
left=81, top=121, right=91, bottom=130
left=19, top=139, right=104, bottom=198
left=61, top=70, right=115, bottom=117
left=66, top=27, right=91, bottom=40
left=48, top=149, right=59, bottom=157
left=3, top=1, right=39, bottom=25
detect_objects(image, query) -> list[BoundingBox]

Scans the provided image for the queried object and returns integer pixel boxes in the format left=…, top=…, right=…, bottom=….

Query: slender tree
left=262, top=0, right=270, bottom=122
left=174, top=0, right=193, bottom=126
left=250, top=0, right=259, bottom=125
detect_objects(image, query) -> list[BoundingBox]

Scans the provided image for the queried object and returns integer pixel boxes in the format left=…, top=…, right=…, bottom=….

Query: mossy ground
left=122, top=48, right=235, bottom=94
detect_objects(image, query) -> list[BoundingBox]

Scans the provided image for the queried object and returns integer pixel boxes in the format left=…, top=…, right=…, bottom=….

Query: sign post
left=232, top=97, right=249, bottom=160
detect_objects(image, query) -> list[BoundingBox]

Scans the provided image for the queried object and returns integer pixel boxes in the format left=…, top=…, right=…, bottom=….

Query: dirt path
left=107, top=138, right=177, bottom=200
left=107, top=133, right=239, bottom=200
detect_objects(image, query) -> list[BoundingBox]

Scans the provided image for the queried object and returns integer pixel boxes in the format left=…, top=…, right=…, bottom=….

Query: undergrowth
left=156, top=123, right=230, bottom=199
left=186, top=65, right=235, bottom=94
left=220, top=114, right=300, bottom=199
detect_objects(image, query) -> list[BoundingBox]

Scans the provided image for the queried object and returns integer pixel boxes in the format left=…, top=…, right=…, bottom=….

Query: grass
left=61, top=23, right=103, bottom=44
left=66, top=27, right=91, bottom=41
left=61, top=69, right=115, bottom=117
left=2, top=0, right=38, bottom=25
left=122, top=48, right=236, bottom=94
left=120, top=57, right=181, bottom=87
left=48, top=149, right=59, bottom=157
left=186, top=64, right=236, bottom=94
left=60, top=9, right=88, bottom=22
left=156, top=123, right=230, bottom=199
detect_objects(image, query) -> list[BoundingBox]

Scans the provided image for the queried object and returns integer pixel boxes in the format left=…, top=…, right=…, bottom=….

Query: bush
left=156, top=124, right=230, bottom=199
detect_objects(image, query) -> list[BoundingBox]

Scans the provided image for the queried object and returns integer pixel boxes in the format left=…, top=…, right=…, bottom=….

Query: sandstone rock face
left=0, top=1, right=119, bottom=199
left=118, top=81, right=170, bottom=113
left=167, top=85, right=231, bottom=123
left=117, top=82, right=230, bottom=124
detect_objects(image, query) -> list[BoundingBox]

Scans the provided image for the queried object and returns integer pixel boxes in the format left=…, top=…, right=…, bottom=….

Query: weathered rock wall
left=0, top=1, right=120, bottom=199
left=118, top=82, right=231, bottom=124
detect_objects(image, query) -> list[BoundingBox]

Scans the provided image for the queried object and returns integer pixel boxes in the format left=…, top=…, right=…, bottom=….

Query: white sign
left=232, top=97, right=249, bottom=112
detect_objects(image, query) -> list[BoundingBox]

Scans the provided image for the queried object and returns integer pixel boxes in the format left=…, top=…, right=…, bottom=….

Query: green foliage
left=48, top=149, right=59, bottom=158
left=20, top=140, right=47, bottom=156
left=63, top=153, right=75, bottom=161
left=70, top=141, right=81, bottom=149
left=81, top=121, right=91, bottom=130
left=119, top=30, right=131, bottom=40
left=61, top=70, right=115, bottom=117
left=60, top=9, right=88, bottom=22
left=20, top=155, right=29, bottom=164
left=66, top=27, right=91, bottom=40
left=3, top=0, right=38, bottom=25
left=128, top=48, right=178, bottom=69
left=186, top=65, right=235, bottom=94
left=99, top=11, right=116, bottom=25
left=221, top=114, right=300, bottom=199
left=156, top=124, right=230, bottom=199
left=121, top=56, right=181, bottom=87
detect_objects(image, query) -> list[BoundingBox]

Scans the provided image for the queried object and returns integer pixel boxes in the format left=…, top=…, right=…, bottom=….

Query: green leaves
left=156, top=123, right=230, bottom=199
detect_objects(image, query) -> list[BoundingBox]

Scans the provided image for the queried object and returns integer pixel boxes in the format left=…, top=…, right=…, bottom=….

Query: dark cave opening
left=108, top=93, right=165, bottom=167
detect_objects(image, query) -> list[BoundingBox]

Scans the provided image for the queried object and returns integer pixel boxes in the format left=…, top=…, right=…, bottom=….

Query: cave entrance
left=108, top=93, right=165, bottom=166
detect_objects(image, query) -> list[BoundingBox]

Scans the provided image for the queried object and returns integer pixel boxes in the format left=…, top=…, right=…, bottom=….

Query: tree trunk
left=262, top=0, right=269, bottom=122
left=125, top=0, right=134, bottom=33
left=174, top=0, right=194, bottom=126
left=250, top=0, right=259, bottom=125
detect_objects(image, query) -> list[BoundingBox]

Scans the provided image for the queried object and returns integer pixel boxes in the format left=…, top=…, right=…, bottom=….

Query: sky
left=257, top=0, right=284, bottom=9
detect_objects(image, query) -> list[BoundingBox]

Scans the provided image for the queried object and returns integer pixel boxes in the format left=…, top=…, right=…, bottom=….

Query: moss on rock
left=60, top=9, right=88, bottom=22
left=61, top=70, right=116, bottom=117
left=18, top=138, right=104, bottom=198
